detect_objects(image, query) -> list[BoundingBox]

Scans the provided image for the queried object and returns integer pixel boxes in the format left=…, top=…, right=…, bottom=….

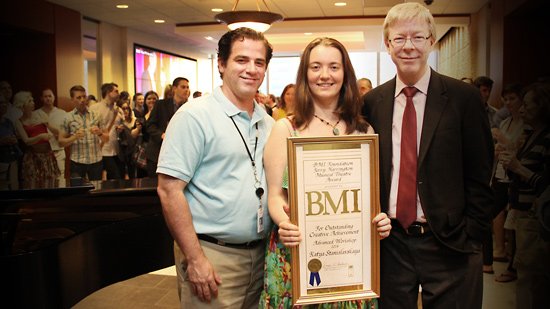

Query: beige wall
left=488, top=0, right=505, bottom=109
left=54, top=5, right=84, bottom=111
left=472, top=0, right=530, bottom=108
left=473, top=4, right=491, bottom=80
left=438, top=27, right=475, bottom=81
left=97, top=23, right=126, bottom=98
left=85, top=60, right=98, bottom=99
left=437, top=1, right=509, bottom=109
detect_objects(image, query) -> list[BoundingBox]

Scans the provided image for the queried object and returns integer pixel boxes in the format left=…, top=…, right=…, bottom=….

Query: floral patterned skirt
left=21, top=151, right=60, bottom=188
left=259, top=226, right=377, bottom=309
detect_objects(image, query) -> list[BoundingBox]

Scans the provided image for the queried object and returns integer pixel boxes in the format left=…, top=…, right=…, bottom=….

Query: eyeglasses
left=389, top=35, right=431, bottom=48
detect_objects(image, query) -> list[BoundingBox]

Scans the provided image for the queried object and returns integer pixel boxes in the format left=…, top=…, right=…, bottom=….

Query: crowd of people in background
left=0, top=75, right=366, bottom=189
left=459, top=74, right=550, bottom=308
left=0, top=5, right=549, bottom=307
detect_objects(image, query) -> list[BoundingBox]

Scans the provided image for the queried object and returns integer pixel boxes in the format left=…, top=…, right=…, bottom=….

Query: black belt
left=391, top=219, right=431, bottom=237
left=197, top=234, right=263, bottom=249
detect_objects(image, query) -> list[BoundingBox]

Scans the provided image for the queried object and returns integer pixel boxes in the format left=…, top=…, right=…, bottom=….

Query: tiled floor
left=73, top=268, right=180, bottom=308
left=74, top=260, right=516, bottom=308
left=482, top=261, right=516, bottom=309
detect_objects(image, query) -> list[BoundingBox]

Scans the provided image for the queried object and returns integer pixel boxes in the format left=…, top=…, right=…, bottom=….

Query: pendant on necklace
left=314, top=114, right=341, bottom=136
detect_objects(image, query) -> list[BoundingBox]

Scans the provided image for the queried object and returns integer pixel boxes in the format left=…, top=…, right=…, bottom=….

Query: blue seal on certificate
left=308, top=258, right=322, bottom=286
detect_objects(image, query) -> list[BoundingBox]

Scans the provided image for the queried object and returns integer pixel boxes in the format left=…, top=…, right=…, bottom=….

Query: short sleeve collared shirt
left=63, top=108, right=102, bottom=164
left=157, top=86, right=274, bottom=243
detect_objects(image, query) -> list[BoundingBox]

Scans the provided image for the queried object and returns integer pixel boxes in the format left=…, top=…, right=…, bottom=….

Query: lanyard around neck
left=230, top=116, right=258, bottom=167
left=229, top=116, right=264, bottom=199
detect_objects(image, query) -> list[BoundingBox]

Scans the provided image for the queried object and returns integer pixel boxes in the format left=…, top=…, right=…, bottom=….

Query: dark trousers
left=380, top=229, right=483, bottom=309
left=121, top=153, right=136, bottom=179
left=102, top=156, right=124, bottom=180
left=136, top=166, right=148, bottom=178
left=70, top=160, right=103, bottom=181
left=146, top=159, right=158, bottom=178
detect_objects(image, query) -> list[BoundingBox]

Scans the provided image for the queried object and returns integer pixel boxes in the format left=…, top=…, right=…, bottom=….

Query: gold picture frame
left=287, top=135, right=381, bottom=306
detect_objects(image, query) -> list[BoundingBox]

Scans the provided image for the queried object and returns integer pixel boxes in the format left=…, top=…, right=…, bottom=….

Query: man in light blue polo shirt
left=156, top=27, right=275, bottom=308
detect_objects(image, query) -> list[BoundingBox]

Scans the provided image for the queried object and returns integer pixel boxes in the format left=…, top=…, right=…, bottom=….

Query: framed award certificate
left=287, top=135, right=381, bottom=306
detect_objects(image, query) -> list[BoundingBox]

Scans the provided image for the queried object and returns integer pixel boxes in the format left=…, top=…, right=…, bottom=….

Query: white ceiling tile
left=47, top=0, right=489, bottom=54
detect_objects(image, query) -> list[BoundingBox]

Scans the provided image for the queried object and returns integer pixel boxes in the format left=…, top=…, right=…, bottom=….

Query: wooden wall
left=0, top=0, right=83, bottom=111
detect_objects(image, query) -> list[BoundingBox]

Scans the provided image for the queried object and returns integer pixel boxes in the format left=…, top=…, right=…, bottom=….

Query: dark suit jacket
left=145, top=98, right=178, bottom=162
left=362, top=70, right=494, bottom=253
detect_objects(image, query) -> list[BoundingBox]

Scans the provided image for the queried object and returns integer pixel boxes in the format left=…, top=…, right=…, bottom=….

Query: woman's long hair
left=293, top=37, right=369, bottom=134
left=278, top=83, right=295, bottom=111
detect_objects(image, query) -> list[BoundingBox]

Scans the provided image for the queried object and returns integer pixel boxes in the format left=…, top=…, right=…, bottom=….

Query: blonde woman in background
left=13, top=91, right=60, bottom=188
left=271, top=83, right=295, bottom=120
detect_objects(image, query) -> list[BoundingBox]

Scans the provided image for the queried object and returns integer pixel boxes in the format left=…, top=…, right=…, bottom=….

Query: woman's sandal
left=494, top=271, right=517, bottom=282
left=483, top=265, right=494, bottom=274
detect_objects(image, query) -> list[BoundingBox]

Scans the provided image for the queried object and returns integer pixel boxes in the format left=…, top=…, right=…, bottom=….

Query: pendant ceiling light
left=215, top=0, right=284, bottom=33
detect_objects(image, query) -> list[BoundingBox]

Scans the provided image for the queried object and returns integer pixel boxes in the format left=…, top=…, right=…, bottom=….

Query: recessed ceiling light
left=116, top=4, right=129, bottom=9
left=304, top=32, right=313, bottom=35
left=154, top=19, right=165, bottom=24
left=212, top=8, right=223, bottom=12
left=334, top=2, right=347, bottom=7
left=205, top=36, right=215, bottom=41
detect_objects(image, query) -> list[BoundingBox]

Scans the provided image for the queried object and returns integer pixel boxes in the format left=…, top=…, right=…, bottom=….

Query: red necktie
left=397, top=86, right=419, bottom=229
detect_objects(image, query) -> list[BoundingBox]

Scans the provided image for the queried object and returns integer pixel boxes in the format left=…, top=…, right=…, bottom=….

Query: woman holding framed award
left=259, top=37, right=391, bottom=308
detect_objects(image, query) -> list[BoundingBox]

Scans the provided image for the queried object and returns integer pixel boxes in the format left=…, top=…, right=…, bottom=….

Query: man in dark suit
left=145, top=77, right=189, bottom=177
left=362, top=3, right=494, bottom=308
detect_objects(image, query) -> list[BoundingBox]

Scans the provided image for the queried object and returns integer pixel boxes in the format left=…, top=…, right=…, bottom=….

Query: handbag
left=134, top=143, right=147, bottom=169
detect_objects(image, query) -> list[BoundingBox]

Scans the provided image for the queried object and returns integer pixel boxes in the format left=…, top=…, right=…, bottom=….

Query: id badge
left=257, top=206, right=264, bottom=233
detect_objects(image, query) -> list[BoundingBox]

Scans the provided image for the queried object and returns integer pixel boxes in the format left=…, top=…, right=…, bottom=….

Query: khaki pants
left=514, top=212, right=550, bottom=309
left=174, top=239, right=265, bottom=309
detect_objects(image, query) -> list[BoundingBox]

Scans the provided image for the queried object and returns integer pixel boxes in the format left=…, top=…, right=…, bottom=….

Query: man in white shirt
left=33, top=88, right=67, bottom=180
left=89, top=82, right=123, bottom=179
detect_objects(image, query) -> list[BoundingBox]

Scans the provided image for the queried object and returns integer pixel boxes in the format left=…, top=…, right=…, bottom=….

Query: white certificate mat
left=287, top=135, right=381, bottom=306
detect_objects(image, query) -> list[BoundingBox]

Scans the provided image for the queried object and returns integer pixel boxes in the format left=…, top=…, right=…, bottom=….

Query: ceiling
left=47, top=0, right=488, bottom=55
